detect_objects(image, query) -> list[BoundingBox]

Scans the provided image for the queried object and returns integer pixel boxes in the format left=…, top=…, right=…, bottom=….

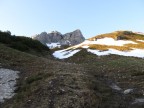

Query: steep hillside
left=0, top=31, right=51, bottom=57
left=53, top=31, right=144, bottom=59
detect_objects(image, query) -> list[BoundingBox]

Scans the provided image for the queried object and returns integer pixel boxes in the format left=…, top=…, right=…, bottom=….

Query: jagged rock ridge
left=32, top=29, right=85, bottom=49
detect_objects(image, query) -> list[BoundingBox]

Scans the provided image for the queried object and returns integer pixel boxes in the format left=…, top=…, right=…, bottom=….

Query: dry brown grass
left=89, top=44, right=132, bottom=51
left=89, top=31, right=144, bottom=41
left=125, top=43, right=144, bottom=49
left=87, top=31, right=144, bottom=51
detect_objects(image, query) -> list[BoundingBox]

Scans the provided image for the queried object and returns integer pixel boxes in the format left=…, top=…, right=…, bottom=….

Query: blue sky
left=0, top=0, right=144, bottom=38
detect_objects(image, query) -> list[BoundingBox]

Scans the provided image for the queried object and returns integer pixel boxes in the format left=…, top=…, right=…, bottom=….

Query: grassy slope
left=88, top=31, right=144, bottom=51
left=64, top=49, right=144, bottom=108
left=1, top=44, right=144, bottom=108
left=0, top=44, right=100, bottom=108
left=89, top=31, right=144, bottom=41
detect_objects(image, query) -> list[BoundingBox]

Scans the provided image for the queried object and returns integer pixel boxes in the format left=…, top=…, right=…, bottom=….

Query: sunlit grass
left=87, top=31, right=144, bottom=51
left=89, top=44, right=132, bottom=51
left=89, top=31, right=144, bottom=41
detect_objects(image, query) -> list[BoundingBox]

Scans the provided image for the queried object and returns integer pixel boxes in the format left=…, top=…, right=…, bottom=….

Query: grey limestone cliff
left=32, top=29, right=85, bottom=48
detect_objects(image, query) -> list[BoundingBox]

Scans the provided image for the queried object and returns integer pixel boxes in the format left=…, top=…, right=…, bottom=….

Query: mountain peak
left=74, top=29, right=81, bottom=32
left=32, top=29, right=85, bottom=49
left=40, top=32, right=48, bottom=36
left=50, top=31, right=62, bottom=35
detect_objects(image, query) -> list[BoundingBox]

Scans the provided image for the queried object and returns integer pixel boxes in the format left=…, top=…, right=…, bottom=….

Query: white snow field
left=137, top=40, right=144, bottom=43
left=53, top=37, right=144, bottom=59
left=53, top=49, right=81, bottom=59
left=87, top=49, right=144, bottom=58
left=68, top=38, right=137, bottom=49
left=86, top=37, right=137, bottom=46
left=46, top=42, right=61, bottom=49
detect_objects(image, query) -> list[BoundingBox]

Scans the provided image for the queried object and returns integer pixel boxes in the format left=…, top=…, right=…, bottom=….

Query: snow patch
left=53, top=49, right=81, bottom=59
left=70, top=38, right=137, bottom=49
left=89, top=38, right=137, bottom=46
left=81, top=46, right=89, bottom=48
left=69, top=40, right=91, bottom=49
left=66, top=40, right=71, bottom=45
left=87, top=49, right=144, bottom=58
left=124, top=89, right=133, bottom=94
left=87, top=49, right=110, bottom=56
left=46, top=42, right=61, bottom=49
left=53, top=48, right=144, bottom=59
left=137, top=40, right=144, bottom=43
left=132, top=98, right=144, bottom=104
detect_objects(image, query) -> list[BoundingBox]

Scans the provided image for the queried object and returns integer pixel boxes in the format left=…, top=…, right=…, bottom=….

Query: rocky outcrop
left=0, top=68, right=19, bottom=103
left=32, top=29, right=85, bottom=48
left=63, top=29, right=85, bottom=45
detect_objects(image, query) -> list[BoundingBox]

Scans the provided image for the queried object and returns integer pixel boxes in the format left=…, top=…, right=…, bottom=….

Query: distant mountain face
left=53, top=31, right=144, bottom=59
left=32, top=29, right=85, bottom=49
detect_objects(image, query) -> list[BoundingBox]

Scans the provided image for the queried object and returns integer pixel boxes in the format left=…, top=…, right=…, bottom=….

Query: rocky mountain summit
left=32, top=29, right=85, bottom=49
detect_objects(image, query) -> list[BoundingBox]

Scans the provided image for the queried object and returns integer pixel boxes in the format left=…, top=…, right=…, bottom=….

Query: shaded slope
left=0, top=44, right=99, bottom=108
left=64, top=49, right=144, bottom=108
left=1, top=44, right=140, bottom=108
left=0, top=31, right=51, bottom=57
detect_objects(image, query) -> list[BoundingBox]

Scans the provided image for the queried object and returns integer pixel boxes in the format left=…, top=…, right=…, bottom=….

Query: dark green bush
left=0, top=30, right=50, bottom=52
left=26, top=76, right=43, bottom=84
left=123, top=31, right=133, bottom=35
left=10, top=42, right=29, bottom=51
